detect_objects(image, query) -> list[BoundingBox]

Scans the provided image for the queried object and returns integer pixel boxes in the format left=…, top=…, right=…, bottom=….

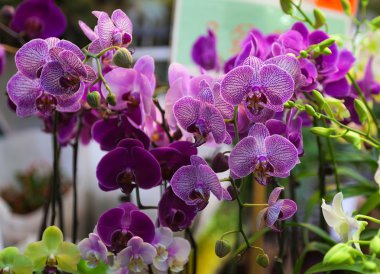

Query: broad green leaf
left=358, top=192, right=380, bottom=215
left=293, top=242, right=331, bottom=274
left=286, top=222, right=336, bottom=245
left=305, top=262, right=363, bottom=274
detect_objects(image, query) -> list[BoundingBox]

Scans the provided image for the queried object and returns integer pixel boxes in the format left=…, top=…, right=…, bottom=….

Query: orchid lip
left=245, top=89, right=267, bottom=115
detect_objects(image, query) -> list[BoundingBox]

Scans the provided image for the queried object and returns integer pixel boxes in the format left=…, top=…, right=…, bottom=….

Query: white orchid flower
left=321, top=192, right=359, bottom=242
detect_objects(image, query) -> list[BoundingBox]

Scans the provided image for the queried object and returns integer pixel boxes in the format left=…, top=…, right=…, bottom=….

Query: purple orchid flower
left=170, top=155, right=232, bottom=210
left=265, top=109, right=304, bottom=156
left=354, top=56, right=380, bottom=98
left=158, top=187, right=197, bottom=231
left=152, top=227, right=191, bottom=272
left=173, top=79, right=229, bottom=146
left=100, top=56, right=155, bottom=125
left=97, top=202, right=155, bottom=253
left=257, top=187, right=297, bottom=231
left=322, top=49, right=355, bottom=98
left=150, top=141, right=197, bottom=181
left=191, top=29, right=220, bottom=71
left=78, top=233, right=108, bottom=267
left=221, top=55, right=296, bottom=122
left=96, top=138, right=162, bottom=194
left=92, top=114, right=150, bottom=151
left=116, top=237, right=156, bottom=273
left=79, top=9, right=133, bottom=53
left=11, top=0, right=67, bottom=39
left=229, top=123, right=298, bottom=185
left=7, top=38, right=91, bottom=117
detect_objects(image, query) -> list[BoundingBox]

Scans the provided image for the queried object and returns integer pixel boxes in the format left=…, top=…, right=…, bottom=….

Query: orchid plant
left=1, top=0, right=380, bottom=273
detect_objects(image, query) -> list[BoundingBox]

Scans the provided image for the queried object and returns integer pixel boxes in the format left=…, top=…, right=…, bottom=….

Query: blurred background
left=0, top=0, right=380, bottom=273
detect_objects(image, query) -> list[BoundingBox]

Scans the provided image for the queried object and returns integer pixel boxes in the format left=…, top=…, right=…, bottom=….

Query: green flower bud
left=318, top=38, right=336, bottom=50
left=313, top=8, right=326, bottom=29
left=106, top=93, right=117, bottom=106
left=324, top=97, right=350, bottom=120
left=86, top=91, right=101, bottom=108
left=370, top=236, right=380, bottom=255
left=299, top=50, right=308, bottom=58
left=310, top=127, right=335, bottom=137
left=323, top=243, right=359, bottom=265
left=321, top=47, right=332, bottom=55
left=371, top=16, right=380, bottom=29
left=305, top=104, right=318, bottom=117
left=362, top=261, right=377, bottom=272
left=215, top=239, right=231, bottom=258
left=256, top=253, right=269, bottom=268
left=113, top=48, right=133, bottom=68
left=342, top=131, right=362, bottom=150
left=280, top=0, right=293, bottom=15
left=354, top=99, right=368, bottom=124
left=284, top=100, right=296, bottom=108
left=312, top=90, right=326, bottom=107
left=340, top=0, right=351, bottom=16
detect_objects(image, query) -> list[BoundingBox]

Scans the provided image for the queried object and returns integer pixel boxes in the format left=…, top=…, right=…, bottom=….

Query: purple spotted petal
left=79, top=20, right=98, bottom=41
left=7, top=72, right=42, bottom=117
left=130, top=147, right=162, bottom=189
left=266, top=201, right=282, bottom=227
left=15, top=39, right=49, bottom=79
left=55, top=83, right=84, bottom=112
left=213, top=82, right=234, bottom=119
left=264, top=55, right=302, bottom=88
left=170, top=166, right=197, bottom=203
left=173, top=97, right=201, bottom=130
left=97, top=207, right=125, bottom=246
left=189, top=75, right=213, bottom=98
left=190, top=155, right=208, bottom=166
left=197, top=80, right=214, bottom=104
left=242, top=56, right=263, bottom=79
left=260, top=64, right=294, bottom=107
left=97, top=12, right=115, bottom=48
left=56, top=40, right=85, bottom=60
left=198, top=164, right=227, bottom=200
left=248, top=123, right=270, bottom=152
left=277, top=199, right=297, bottom=221
left=45, top=37, right=60, bottom=49
left=111, top=9, right=133, bottom=35
left=268, top=187, right=283, bottom=205
left=84, top=65, right=97, bottom=82
left=199, top=104, right=226, bottom=144
left=58, top=50, right=87, bottom=78
left=265, top=135, right=298, bottom=174
left=96, top=147, right=131, bottom=191
left=40, top=61, right=67, bottom=95
left=169, top=141, right=197, bottom=156
left=221, top=65, right=254, bottom=105
left=229, top=136, right=260, bottom=178
left=89, top=39, right=102, bottom=54
left=134, top=56, right=155, bottom=90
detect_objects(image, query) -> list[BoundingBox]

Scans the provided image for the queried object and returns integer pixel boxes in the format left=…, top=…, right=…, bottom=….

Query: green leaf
left=293, top=242, right=331, bottom=274
left=339, top=0, right=351, bottom=16
left=280, top=0, right=293, bottom=15
left=354, top=99, right=369, bottom=124
left=358, top=192, right=380, bottom=215
left=305, top=262, right=363, bottom=274
left=371, top=15, right=380, bottom=29
left=286, top=222, right=336, bottom=245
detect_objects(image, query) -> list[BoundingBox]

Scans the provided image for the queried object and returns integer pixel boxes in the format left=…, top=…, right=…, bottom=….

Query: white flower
left=321, top=192, right=359, bottom=242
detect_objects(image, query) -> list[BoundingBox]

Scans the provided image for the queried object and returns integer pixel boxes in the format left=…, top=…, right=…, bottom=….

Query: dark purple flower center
left=187, top=119, right=209, bottom=146
left=36, top=94, right=57, bottom=116
left=24, top=16, right=43, bottom=38
left=111, top=230, right=134, bottom=253
left=245, top=88, right=267, bottom=115
left=59, top=74, right=81, bottom=92
left=166, top=208, right=186, bottom=230
left=116, top=168, right=136, bottom=194
left=122, top=91, right=140, bottom=107
left=188, top=183, right=210, bottom=210
left=254, top=156, right=274, bottom=185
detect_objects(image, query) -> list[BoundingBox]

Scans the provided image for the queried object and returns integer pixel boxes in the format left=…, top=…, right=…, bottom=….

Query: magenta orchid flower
left=152, top=227, right=191, bottom=272
left=170, top=155, right=232, bottom=210
left=257, top=187, right=297, bottom=231
left=191, top=28, right=220, bottom=71
left=221, top=55, right=297, bottom=122
left=79, top=9, right=133, bottom=53
left=229, top=123, right=298, bottom=185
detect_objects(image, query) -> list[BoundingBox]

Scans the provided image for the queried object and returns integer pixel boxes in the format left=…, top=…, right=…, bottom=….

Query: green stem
left=50, top=111, right=59, bottom=226
left=221, top=230, right=240, bottom=240
left=153, top=98, right=173, bottom=142
left=347, top=72, right=380, bottom=135
left=185, top=228, right=197, bottom=274
left=355, top=214, right=380, bottom=224
left=135, top=187, right=158, bottom=210
left=290, top=1, right=314, bottom=27
left=242, top=203, right=268, bottom=207
left=347, top=240, right=371, bottom=245
left=95, top=46, right=120, bottom=58
left=231, top=179, right=250, bottom=248
left=96, top=58, right=113, bottom=96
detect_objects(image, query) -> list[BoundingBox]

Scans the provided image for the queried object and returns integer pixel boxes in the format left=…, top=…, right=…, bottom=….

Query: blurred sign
left=171, top=0, right=353, bottom=70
